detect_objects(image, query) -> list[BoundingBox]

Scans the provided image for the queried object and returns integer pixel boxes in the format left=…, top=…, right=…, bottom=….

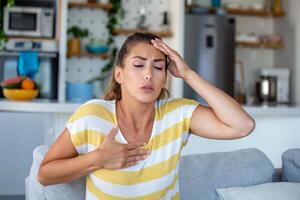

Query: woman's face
left=115, top=42, right=167, bottom=103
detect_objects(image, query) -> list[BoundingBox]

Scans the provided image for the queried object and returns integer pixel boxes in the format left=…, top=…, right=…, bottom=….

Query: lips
left=140, top=85, right=154, bottom=93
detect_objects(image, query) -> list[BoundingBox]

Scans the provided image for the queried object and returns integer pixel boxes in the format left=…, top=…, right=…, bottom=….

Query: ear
left=114, top=66, right=123, bottom=84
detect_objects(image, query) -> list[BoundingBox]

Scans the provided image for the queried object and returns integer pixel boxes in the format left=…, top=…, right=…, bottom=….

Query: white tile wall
left=66, top=0, right=170, bottom=97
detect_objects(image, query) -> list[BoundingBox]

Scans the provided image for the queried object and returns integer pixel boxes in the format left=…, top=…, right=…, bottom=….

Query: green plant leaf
left=89, top=0, right=124, bottom=84
left=0, top=0, right=15, bottom=49
left=67, top=26, right=89, bottom=38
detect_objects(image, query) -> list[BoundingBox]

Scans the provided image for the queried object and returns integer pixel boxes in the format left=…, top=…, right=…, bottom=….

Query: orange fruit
left=21, top=78, right=35, bottom=90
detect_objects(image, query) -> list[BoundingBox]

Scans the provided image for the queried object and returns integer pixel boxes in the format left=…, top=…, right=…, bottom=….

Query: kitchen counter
left=244, top=105, right=300, bottom=117
left=0, top=99, right=300, bottom=117
left=0, top=99, right=80, bottom=113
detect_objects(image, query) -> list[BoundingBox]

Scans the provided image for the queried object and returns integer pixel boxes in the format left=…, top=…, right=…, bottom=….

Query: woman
left=38, top=32, right=255, bottom=199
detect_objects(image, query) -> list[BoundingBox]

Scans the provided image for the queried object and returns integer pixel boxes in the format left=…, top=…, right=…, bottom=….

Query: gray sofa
left=25, top=146, right=300, bottom=200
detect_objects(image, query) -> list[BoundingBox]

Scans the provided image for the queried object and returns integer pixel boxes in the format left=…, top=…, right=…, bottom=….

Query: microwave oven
left=3, top=6, right=54, bottom=38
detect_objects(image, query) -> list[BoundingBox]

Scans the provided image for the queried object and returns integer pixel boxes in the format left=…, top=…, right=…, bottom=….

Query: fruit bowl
left=3, top=89, right=38, bottom=101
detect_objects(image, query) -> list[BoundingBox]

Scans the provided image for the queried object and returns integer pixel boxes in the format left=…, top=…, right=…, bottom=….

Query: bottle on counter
left=234, top=61, right=246, bottom=104
left=161, top=11, right=170, bottom=32
left=272, top=0, right=285, bottom=16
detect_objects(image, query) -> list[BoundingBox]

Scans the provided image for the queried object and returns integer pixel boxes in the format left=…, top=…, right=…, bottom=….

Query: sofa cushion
left=26, top=145, right=85, bottom=200
left=216, top=182, right=300, bottom=200
left=179, top=148, right=274, bottom=200
left=282, top=148, right=300, bottom=182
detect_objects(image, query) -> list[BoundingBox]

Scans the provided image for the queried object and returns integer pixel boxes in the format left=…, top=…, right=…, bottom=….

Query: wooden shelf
left=185, top=6, right=285, bottom=17
left=7, top=36, right=58, bottom=42
left=236, top=42, right=285, bottom=49
left=68, top=2, right=112, bottom=10
left=0, top=51, right=57, bottom=58
left=227, top=8, right=285, bottom=17
left=112, top=28, right=173, bottom=38
left=67, top=52, right=110, bottom=59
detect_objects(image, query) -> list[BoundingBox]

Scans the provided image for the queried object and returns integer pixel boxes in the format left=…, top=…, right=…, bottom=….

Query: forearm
left=184, top=70, right=254, bottom=130
left=38, top=151, right=99, bottom=186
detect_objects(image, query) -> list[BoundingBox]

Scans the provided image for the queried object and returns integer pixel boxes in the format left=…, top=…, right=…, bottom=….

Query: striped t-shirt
left=66, top=98, right=199, bottom=200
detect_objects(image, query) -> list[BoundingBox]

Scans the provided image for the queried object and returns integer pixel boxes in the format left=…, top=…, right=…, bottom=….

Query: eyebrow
left=132, top=56, right=165, bottom=62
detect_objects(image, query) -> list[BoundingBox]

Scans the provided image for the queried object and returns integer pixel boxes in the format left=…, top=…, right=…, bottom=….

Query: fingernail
left=143, top=143, right=147, bottom=146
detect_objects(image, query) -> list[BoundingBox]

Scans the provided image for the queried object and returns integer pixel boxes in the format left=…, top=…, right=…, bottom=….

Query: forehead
left=127, top=42, right=165, bottom=60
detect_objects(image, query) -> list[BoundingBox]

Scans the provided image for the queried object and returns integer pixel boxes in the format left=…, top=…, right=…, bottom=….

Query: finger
left=151, top=40, right=169, bottom=55
left=160, top=43, right=174, bottom=55
left=122, top=161, right=138, bottom=168
left=153, top=40, right=177, bottom=60
left=107, top=126, right=118, bottom=140
left=125, top=142, right=147, bottom=150
left=127, top=148, right=150, bottom=157
left=126, top=155, right=147, bottom=162
left=154, top=38, right=174, bottom=54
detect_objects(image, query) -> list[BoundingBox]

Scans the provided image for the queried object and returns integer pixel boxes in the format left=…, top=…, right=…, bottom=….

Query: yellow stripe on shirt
left=86, top=174, right=179, bottom=200
left=70, top=118, right=190, bottom=151
left=68, top=103, right=116, bottom=124
left=155, top=98, right=198, bottom=121
left=93, top=153, right=180, bottom=185
left=70, top=129, right=106, bottom=147
left=149, top=118, right=190, bottom=151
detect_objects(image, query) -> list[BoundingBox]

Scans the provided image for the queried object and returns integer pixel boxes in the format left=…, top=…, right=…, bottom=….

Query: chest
left=117, top=120, right=154, bottom=143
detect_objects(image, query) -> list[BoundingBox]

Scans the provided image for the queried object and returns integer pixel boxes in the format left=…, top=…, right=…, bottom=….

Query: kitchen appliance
left=256, top=75, right=277, bottom=103
left=0, top=38, right=58, bottom=99
left=34, top=57, right=58, bottom=99
left=183, top=14, right=235, bottom=104
left=5, top=38, right=58, bottom=52
left=259, top=68, right=290, bottom=103
left=0, top=56, right=58, bottom=99
left=3, top=6, right=54, bottom=38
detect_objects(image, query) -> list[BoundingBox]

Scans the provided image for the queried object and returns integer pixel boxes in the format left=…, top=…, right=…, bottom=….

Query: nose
left=145, top=76, right=152, bottom=81
left=144, top=67, right=152, bottom=81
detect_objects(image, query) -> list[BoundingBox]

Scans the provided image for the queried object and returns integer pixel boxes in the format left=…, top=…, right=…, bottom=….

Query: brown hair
left=103, top=32, right=169, bottom=100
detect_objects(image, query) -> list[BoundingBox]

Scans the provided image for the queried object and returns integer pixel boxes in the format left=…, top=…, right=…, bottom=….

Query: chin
left=136, top=97, right=157, bottom=104
left=135, top=93, right=159, bottom=103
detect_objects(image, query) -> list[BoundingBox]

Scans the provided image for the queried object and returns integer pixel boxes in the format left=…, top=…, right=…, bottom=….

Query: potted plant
left=0, top=30, right=8, bottom=50
left=0, top=0, right=14, bottom=50
left=67, top=26, right=89, bottom=55
left=89, top=0, right=124, bottom=93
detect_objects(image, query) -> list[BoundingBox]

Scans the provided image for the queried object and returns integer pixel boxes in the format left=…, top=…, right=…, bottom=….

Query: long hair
left=103, top=32, right=169, bottom=100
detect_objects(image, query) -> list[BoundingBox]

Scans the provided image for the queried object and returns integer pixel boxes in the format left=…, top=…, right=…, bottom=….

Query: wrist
left=183, top=68, right=195, bottom=81
left=87, top=150, right=103, bottom=171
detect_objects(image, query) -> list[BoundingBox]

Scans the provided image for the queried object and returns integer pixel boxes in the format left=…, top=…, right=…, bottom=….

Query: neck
left=117, top=97, right=155, bottom=130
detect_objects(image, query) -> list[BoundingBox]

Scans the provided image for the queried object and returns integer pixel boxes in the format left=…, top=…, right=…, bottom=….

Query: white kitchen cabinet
left=0, top=112, right=46, bottom=195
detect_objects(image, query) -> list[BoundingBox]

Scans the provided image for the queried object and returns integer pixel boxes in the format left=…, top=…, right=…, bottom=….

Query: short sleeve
left=66, top=103, right=90, bottom=155
left=66, top=100, right=115, bottom=155
left=181, top=98, right=199, bottom=147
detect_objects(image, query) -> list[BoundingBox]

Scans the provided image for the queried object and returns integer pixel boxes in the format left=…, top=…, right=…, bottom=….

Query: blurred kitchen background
left=1, top=0, right=300, bottom=199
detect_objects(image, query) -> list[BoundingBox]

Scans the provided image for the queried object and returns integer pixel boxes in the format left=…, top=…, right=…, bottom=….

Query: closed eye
left=154, top=66, right=163, bottom=70
left=134, top=64, right=144, bottom=68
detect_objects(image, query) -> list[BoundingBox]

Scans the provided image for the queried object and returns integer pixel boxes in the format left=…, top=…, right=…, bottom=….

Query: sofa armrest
left=26, top=145, right=85, bottom=200
left=282, top=148, right=300, bottom=182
